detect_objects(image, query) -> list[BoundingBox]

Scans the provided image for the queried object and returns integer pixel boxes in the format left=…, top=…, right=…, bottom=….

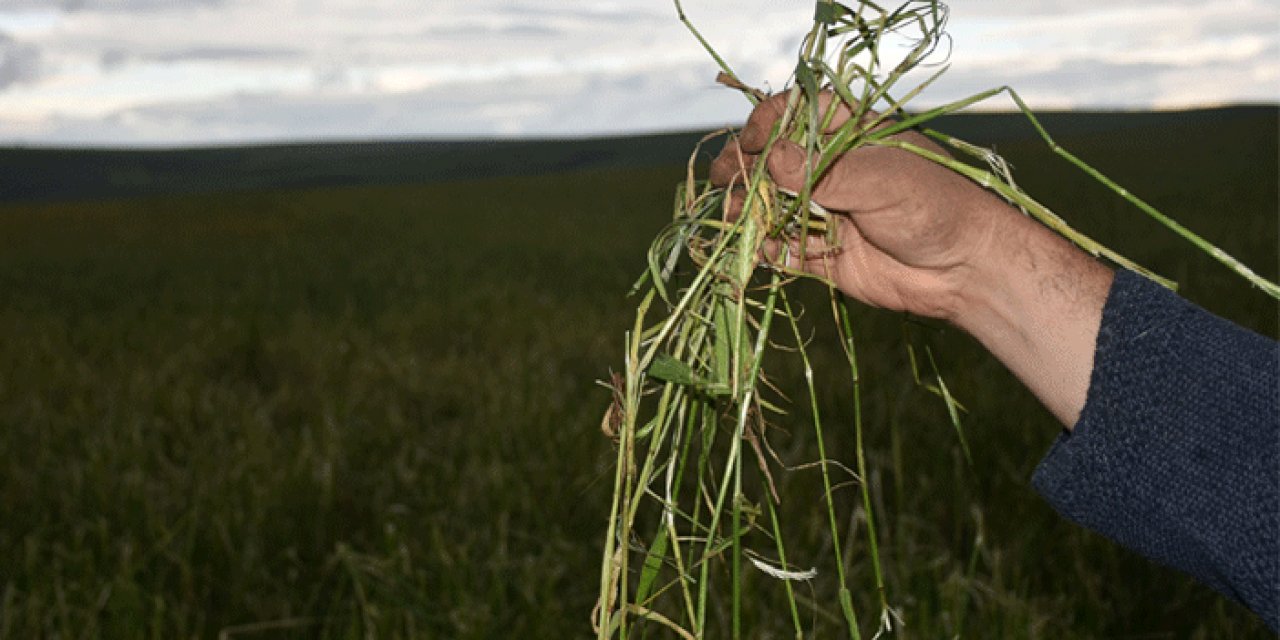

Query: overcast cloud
left=0, top=0, right=1275, bottom=146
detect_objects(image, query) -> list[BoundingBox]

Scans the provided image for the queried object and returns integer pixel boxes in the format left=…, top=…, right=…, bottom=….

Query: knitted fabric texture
left=1032, top=269, right=1279, bottom=631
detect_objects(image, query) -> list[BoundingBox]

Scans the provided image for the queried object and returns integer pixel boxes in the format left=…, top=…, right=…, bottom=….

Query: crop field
left=0, top=109, right=1275, bottom=638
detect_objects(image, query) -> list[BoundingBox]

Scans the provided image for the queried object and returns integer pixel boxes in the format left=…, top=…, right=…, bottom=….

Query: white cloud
left=0, top=0, right=1275, bottom=145
left=0, top=33, right=43, bottom=89
left=928, top=0, right=1280, bottom=110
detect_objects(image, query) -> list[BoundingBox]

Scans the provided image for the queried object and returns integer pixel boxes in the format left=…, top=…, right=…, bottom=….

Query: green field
left=0, top=109, right=1275, bottom=638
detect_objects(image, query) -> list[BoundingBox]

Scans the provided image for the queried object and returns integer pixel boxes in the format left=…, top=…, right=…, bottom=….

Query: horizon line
left=3, top=103, right=1276, bottom=153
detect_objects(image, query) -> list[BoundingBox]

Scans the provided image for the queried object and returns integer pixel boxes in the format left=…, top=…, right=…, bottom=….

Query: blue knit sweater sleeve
left=1031, top=269, right=1279, bottom=630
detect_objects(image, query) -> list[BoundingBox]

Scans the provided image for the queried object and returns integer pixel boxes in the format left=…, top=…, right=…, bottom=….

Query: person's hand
left=709, top=91, right=1114, bottom=427
left=709, top=92, right=1015, bottom=321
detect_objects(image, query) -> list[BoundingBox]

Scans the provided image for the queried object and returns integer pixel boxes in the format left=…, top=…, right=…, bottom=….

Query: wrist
left=949, top=204, right=1114, bottom=427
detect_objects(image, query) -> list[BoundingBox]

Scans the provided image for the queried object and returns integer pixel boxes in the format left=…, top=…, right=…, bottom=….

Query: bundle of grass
left=594, top=2, right=1280, bottom=638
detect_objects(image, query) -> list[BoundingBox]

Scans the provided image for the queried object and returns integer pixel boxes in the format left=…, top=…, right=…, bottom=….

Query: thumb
left=764, top=140, right=810, bottom=195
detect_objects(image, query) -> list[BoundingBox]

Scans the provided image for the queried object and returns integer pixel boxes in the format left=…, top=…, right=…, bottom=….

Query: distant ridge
left=0, top=134, right=707, bottom=205
left=1, top=106, right=1274, bottom=205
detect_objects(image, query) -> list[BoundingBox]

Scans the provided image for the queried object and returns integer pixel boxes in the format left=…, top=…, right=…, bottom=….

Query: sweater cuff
left=1031, top=268, right=1279, bottom=630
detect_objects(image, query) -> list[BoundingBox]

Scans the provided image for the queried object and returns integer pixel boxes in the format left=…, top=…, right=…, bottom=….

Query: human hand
left=709, top=92, right=1016, bottom=321
left=710, top=91, right=1113, bottom=426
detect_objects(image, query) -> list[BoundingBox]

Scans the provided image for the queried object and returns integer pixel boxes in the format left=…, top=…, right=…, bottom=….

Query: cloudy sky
left=0, top=0, right=1276, bottom=146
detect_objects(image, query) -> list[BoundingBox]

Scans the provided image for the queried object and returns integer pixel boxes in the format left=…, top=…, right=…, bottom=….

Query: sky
left=0, top=0, right=1276, bottom=146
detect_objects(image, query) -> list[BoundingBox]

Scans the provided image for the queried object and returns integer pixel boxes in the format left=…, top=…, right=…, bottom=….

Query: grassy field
left=0, top=110, right=1275, bottom=638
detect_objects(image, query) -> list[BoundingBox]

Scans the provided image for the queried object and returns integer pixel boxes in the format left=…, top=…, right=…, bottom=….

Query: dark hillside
left=1, top=106, right=1274, bottom=204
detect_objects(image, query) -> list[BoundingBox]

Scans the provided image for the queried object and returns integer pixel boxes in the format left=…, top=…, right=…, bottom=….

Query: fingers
left=724, top=187, right=746, bottom=223
left=711, top=139, right=753, bottom=223
left=761, top=140, right=809, bottom=195
left=764, top=139, right=880, bottom=210
left=709, top=138, right=756, bottom=188
left=767, top=139, right=944, bottom=214
left=740, top=91, right=873, bottom=152
left=738, top=94, right=792, bottom=152
left=718, top=87, right=902, bottom=194
left=760, top=233, right=841, bottom=282
left=718, top=136, right=878, bottom=218
left=715, top=89, right=953, bottom=217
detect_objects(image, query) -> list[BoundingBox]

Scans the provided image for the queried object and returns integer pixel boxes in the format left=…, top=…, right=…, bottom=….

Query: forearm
left=951, top=203, right=1113, bottom=428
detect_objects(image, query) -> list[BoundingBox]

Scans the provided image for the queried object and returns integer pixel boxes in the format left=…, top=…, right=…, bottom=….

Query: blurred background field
left=0, top=107, right=1275, bottom=638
